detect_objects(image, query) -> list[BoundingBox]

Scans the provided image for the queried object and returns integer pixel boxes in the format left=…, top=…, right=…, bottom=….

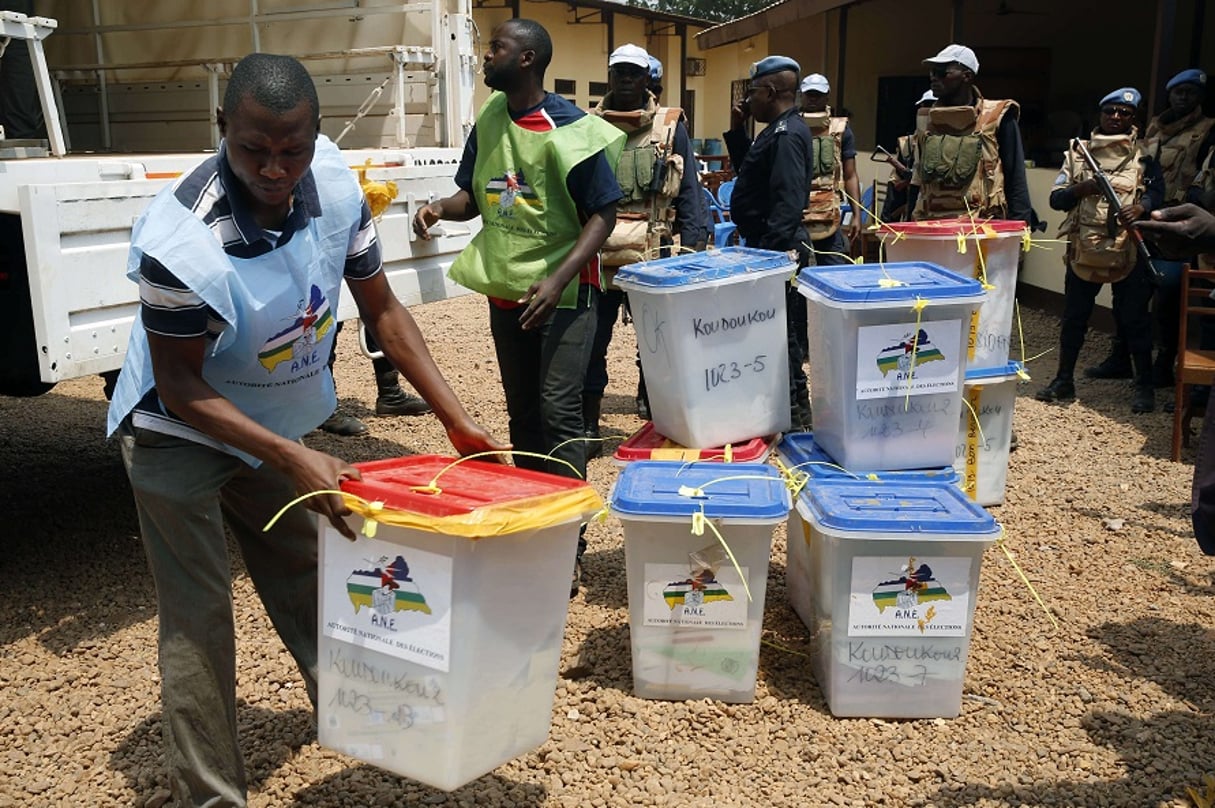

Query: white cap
left=917, top=89, right=937, bottom=105
left=608, top=43, right=650, bottom=70
left=923, top=44, right=979, bottom=75
left=800, top=73, right=830, bottom=94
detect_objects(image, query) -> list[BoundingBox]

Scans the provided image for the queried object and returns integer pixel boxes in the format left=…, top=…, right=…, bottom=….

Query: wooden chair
left=1172, top=265, right=1215, bottom=460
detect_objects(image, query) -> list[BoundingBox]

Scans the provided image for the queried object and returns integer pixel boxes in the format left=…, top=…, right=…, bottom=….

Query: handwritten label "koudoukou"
left=692, top=307, right=777, bottom=339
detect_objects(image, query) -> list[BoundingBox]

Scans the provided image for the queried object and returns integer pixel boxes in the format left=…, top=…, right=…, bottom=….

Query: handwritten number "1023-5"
left=705, top=355, right=767, bottom=392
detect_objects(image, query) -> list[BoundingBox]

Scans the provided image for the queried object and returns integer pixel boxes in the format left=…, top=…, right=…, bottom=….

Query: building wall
left=685, top=32, right=767, bottom=143
left=472, top=3, right=748, bottom=143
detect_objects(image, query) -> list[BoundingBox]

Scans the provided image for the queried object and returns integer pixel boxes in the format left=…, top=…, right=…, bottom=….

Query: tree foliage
left=629, top=0, right=769, bottom=24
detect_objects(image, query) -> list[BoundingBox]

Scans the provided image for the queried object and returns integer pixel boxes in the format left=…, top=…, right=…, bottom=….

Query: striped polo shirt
left=131, top=143, right=380, bottom=443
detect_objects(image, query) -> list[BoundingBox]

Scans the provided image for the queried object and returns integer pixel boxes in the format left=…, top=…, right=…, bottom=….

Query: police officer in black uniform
left=723, top=55, right=815, bottom=430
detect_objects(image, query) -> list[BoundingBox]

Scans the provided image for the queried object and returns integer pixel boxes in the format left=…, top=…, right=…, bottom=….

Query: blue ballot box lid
left=797, top=479, right=999, bottom=537
left=798, top=261, right=985, bottom=305
left=776, top=432, right=959, bottom=485
left=611, top=460, right=791, bottom=522
left=615, top=246, right=794, bottom=289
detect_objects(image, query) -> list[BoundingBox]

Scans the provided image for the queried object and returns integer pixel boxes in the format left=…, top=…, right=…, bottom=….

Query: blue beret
left=1099, top=87, right=1141, bottom=109
left=750, top=55, right=800, bottom=80
left=648, top=55, right=663, bottom=82
left=1166, top=68, right=1207, bottom=91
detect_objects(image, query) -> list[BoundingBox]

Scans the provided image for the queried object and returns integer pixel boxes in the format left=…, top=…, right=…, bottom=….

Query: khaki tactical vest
left=591, top=94, right=686, bottom=268
left=889, top=134, right=916, bottom=187
left=913, top=90, right=1018, bottom=220
left=801, top=109, right=848, bottom=240
left=1191, top=149, right=1215, bottom=268
left=1058, top=130, right=1144, bottom=283
left=1145, top=107, right=1215, bottom=204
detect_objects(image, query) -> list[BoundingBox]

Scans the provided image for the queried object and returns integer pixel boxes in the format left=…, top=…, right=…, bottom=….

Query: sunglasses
left=745, top=84, right=773, bottom=97
left=1101, top=106, right=1134, bottom=117
left=928, top=64, right=958, bottom=78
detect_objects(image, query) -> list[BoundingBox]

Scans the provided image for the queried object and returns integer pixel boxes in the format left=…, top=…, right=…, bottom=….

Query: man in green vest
left=413, top=18, right=624, bottom=597
left=582, top=44, right=705, bottom=452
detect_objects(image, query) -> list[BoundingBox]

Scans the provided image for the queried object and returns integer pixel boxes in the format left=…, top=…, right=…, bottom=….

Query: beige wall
left=473, top=4, right=748, bottom=143
left=739, top=0, right=1207, bottom=153
left=685, top=33, right=767, bottom=143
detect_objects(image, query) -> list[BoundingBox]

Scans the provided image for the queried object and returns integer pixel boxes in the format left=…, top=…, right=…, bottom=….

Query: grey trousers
left=119, top=423, right=319, bottom=808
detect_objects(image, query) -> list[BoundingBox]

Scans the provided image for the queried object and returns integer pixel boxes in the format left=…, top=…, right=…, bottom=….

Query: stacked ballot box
left=879, top=218, right=1028, bottom=372
left=792, top=479, right=1001, bottom=718
left=797, top=261, right=986, bottom=471
left=605, top=249, right=1016, bottom=721
left=956, top=361, right=1024, bottom=506
left=773, top=432, right=959, bottom=632
left=614, top=247, right=796, bottom=449
left=610, top=461, right=790, bottom=703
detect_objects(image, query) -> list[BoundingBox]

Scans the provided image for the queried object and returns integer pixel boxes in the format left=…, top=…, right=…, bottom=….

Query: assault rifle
left=871, top=145, right=912, bottom=181
left=1071, top=138, right=1162, bottom=282
left=648, top=118, right=676, bottom=196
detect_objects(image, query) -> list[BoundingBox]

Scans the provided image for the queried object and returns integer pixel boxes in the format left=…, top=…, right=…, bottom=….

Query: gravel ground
left=3, top=294, right=1215, bottom=808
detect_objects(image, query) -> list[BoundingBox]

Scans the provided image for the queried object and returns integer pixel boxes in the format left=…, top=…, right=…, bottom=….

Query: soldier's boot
left=1084, top=338, right=1132, bottom=379
left=375, top=370, right=433, bottom=416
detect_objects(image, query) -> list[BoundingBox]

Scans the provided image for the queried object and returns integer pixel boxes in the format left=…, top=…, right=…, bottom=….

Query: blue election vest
left=107, top=135, right=364, bottom=465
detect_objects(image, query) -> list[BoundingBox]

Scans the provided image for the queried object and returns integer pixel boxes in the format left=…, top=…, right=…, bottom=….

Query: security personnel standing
left=799, top=73, right=862, bottom=262
left=582, top=44, right=705, bottom=449
left=881, top=89, right=936, bottom=222
left=648, top=54, right=664, bottom=102
left=1087, top=68, right=1215, bottom=385
left=909, top=44, right=1033, bottom=225
left=1035, top=87, right=1163, bottom=415
left=724, top=55, right=814, bottom=430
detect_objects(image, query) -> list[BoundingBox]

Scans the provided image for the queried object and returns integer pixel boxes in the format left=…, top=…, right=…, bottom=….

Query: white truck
left=0, top=1, right=479, bottom=396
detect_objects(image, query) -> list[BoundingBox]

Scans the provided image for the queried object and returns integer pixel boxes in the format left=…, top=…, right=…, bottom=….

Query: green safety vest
left=449, top=92, right=625, bottom=307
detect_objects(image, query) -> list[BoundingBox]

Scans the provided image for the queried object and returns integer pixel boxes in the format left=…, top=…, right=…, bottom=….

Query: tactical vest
left=1145, top=108, right=1215, bottom=204
left=801, top=109, right=847, bottom=240
left=1058, top=130, right=1144, bottom=283
left=1191, top=150, right=1215, bottom=269
left=913, top=90, right=1018, bottom=220
left=591, top=96, right=686, bottom=269
left=889, top=134, right=915, bottom=186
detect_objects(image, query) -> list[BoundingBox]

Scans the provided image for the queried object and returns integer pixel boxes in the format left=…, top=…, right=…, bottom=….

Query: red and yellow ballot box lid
left=612, top=421, right=775, bottom=465
left=339, top=454, right=603, bottom=538
left=878, top=218, right=1028, bottom=239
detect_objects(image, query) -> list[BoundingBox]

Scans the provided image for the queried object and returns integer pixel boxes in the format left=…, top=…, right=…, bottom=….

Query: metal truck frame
left=0, top=2, right=479, bottom=396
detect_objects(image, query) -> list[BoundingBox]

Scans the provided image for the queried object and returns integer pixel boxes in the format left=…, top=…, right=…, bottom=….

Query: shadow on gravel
left=579, top=545, right=628, bottom=611
left=0, top=391, right=414, bottom=657
left=563, top=621, right=633, bottom=694
left=1069, top=503, right=1193, bottom=541
left=920, top=617, right=1215, bottom=806
left=1, top=392, right=152, bottom=653
left=288, top=768, right=546, bottom=807
left=109, top=703, right=315, bottom=802
left=602, top=392, right=641, bottom=420
left=300, top=397, right=419, bottom=464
